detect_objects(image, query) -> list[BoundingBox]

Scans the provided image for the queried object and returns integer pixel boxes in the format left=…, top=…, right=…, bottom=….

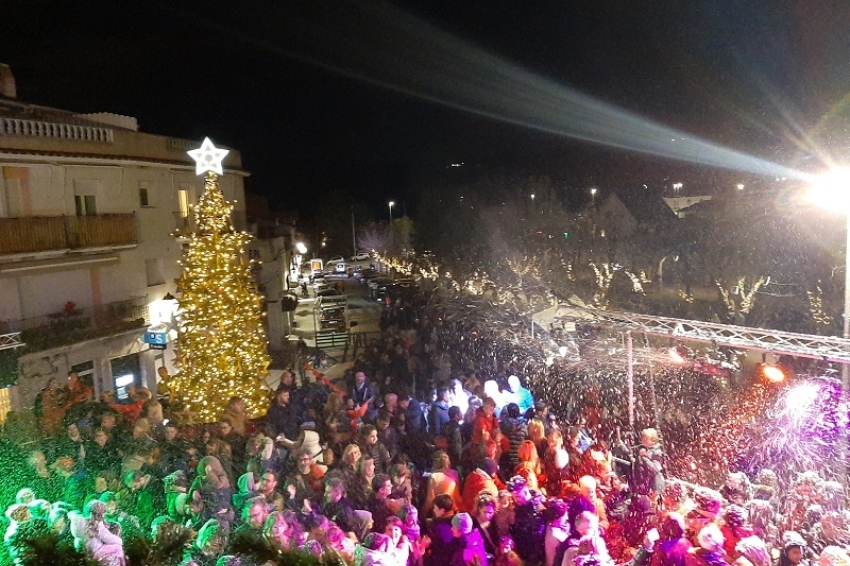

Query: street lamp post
left=388, top=200, right=395, bottom=254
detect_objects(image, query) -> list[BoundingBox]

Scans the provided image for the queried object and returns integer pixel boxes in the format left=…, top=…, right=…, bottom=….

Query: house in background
left=0, top=64, right=249, bottom=421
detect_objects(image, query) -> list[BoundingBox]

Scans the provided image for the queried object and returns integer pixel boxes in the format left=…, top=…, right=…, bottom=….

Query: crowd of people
left=1, top=293, right=849, bottom=566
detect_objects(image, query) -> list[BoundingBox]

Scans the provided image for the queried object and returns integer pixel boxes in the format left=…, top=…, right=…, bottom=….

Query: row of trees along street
left=353, top=174, right=846, bottom=335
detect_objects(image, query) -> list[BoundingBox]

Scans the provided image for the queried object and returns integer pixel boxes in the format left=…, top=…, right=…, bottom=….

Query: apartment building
left=0, top=65, right=248, bottom=419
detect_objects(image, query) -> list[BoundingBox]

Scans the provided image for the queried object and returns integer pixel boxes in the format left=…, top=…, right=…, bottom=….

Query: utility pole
left=351, top=204, right=357, bottom=259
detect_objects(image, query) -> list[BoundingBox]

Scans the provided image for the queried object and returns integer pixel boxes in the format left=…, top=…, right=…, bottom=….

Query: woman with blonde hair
left=515, top=439, right=543, bottom=493
left=423, top=450, right=462, bottom=514
left=264, top=510, right=295, bottom=551
left=528, top=418, right=547, bottom=454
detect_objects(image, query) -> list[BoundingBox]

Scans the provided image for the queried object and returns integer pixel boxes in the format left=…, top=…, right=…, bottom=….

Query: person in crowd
left=427, top=494, right=457, bottom=566
left=472, top=397, right=502, bottom=460
left=355, top=454, right=378, bottom=502
left=461, top=458, right=501, bottom=513
left=508, top=474, right=547, bottom=565
left=634, top=428, right=666, bottom=497
left=217, top=419, right=245, bottom=475
left=86, top=427, right=121, bottom=475
left=321, top=477, right=356, bottom=533
left=233, top=472, right=260, bottom=509
left=685, top=523, right=728, bottom=566
left=232, top=495, right=269, bottom=537
left=184, top=518, right=228, bottom=566
left=650, top=512, right=693, bottom=566
left=561, top=511, right=602, bottom=566
left=721, top=505, right=754, bottom=560
left=472, top=490, right=500, bottom=562
left=283, top=448, right=325, bottom=511
left=442, top=406, right=465, bottom=469
left=450, top=511, right=488, bottom=566
left=220, top=397, right=248, bottom=437
left=423, top=450, right=462, bottom=515
left=506, top=375, right=534, bottom=415
left=383, top=515, right=412, bottom=565
left=400, top=393, right=426, bottom=436
left=428, top=388, right=451, bottom=437
left=69, top=499, right=126, bottom=566
left=265, top=387, right=303, bottom=451
left=359, top=425, right=392, bottom=474
left=263, top=510, right=298, bottom=552
left=516, top=439, right=544, bottom=494
left=257, top=469, right=285, bottom=513
left=733, top=536, right=770, bottom=566
left=578, top=475, right=610, bottom=532
left=376, top=412, right=404, bottom=461
left=192, top=456, right=233, bottom=526
left=777, top=532, right=810, bottom=566
left=368, top=473, right=396, bottom=533
left=350, top=371, right=378, bottom=423
left=500, top=403, right=528, bottom=472
left=545, top=498, right=571, bottom=566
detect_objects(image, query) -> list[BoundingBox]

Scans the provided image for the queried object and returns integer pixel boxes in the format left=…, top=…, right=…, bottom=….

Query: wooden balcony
left=0, top=214, right=137, bottom=255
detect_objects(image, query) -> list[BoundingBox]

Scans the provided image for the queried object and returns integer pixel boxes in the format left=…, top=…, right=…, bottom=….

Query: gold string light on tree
left=169, top=138, right=271, bottom=422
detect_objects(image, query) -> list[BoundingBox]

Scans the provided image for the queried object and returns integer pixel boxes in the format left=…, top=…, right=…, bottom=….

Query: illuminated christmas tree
left=170, top=138, right=271, bottom=421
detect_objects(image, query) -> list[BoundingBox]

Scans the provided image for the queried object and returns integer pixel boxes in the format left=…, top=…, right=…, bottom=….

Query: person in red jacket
left=472, top=397, right=502, bottom=461
left=461, top=458, right=501, bottom=513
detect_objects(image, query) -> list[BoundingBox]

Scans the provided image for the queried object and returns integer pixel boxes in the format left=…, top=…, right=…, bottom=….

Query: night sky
left=2, top=0, right=850, bottom=218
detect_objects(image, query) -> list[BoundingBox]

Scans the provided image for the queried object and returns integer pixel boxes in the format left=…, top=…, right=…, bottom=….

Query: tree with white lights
left=169, top=138, right=271, bottom=422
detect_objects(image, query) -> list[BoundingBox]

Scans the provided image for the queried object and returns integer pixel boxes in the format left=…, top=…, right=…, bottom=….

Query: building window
left=145, top=258, right=165, bottom=287
left=178, top=188, right=190, bottom=218
left=74, top=194, right=97, bottom=216
left=74, top=179, right=100, bottom=216
left=2, top=178, right=23, bottom=217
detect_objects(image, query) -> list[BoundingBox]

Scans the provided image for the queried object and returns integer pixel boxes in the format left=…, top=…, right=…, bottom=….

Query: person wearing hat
left=777, top=532, right=809, bottom=566
left=685, top=523, right=728, bottom=566
left=450, top=512, right=488, bottom=566
left=461, top=458, right=501, bottom=513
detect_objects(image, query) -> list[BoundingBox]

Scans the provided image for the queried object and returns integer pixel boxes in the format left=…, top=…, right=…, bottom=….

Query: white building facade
left=0, top=67, right=248, bottom=419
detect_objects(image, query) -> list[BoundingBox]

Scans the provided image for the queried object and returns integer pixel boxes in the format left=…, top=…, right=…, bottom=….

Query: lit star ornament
left=187, top=137, right=229, bottom=176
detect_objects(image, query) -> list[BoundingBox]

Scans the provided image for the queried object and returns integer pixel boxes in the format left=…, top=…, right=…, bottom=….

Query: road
left=290, top=273, right=383, bottom=346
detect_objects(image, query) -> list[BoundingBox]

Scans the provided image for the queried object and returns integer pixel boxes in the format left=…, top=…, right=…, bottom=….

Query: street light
left=388, top=201, right=395, bottom=223
left=295, top=242, right=307, bottom=255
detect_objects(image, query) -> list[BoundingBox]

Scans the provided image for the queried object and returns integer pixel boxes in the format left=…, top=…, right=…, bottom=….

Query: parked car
left=351, top=252, right=370, bottom=261
left=327, top=256, right=345, bottom=264
left=318, top=305, right=346, bottom=331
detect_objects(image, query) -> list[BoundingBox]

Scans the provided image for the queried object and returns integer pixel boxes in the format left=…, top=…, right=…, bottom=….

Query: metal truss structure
left=0, top=332, right=23, bottom=352
left=558, top=307, right=850, bottom=363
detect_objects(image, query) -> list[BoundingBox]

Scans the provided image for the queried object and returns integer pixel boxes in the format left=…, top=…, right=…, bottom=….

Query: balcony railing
left=0, top=214, right=137, bottom=255
left=0, top=117, right=114, bottom=143
left=0, top=297, right=148, bottom=354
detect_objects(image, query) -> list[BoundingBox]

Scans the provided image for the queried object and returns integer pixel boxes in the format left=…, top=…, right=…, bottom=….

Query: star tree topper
left=187, top=137, right=229, bottom=176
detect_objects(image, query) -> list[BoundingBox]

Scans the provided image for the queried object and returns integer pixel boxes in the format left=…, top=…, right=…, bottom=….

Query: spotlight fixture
left=760, top=363, right=786, bottom=383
